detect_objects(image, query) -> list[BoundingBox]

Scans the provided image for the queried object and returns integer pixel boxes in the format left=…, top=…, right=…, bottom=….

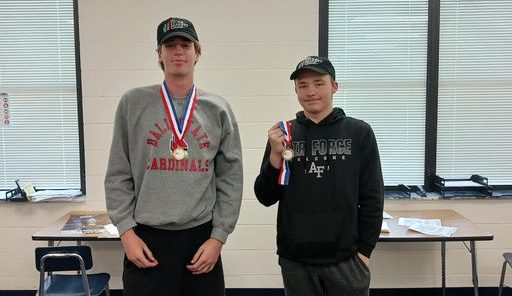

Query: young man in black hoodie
left=254, top=56, right=384, bottom=296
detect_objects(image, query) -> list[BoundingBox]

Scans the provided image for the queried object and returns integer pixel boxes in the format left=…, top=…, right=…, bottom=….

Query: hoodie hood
left=296, top=107, right=346, bottom=126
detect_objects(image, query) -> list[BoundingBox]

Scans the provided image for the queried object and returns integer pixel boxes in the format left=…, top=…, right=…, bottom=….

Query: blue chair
left=498, top=252, right=512, bottom=296
left=35, top=245, right=110, bottom=296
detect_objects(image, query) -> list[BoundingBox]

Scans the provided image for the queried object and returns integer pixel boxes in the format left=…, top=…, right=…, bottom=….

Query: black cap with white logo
left=157, top=17, right=199, bottom=45
left=290, top=56, right=336, bottom=80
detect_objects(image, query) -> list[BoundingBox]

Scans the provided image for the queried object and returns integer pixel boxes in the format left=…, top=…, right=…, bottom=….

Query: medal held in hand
left=278, top=120, right=293, bottom=185
left=282, top=147, right=295, bottom=161
left=279, top=120, right=293, bottom=161
left=160, top=81, right=197, bottom=160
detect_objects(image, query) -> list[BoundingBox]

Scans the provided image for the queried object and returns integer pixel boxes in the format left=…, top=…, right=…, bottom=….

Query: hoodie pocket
left=289, top=213, right=342, bottom=258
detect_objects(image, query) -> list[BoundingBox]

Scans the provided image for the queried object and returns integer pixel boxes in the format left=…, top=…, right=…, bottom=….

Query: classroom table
left=32, top=211, right=118, bottom=245
left=381, top=209, right=493, bottom=296
left=32, top=209, right=493, bottom=296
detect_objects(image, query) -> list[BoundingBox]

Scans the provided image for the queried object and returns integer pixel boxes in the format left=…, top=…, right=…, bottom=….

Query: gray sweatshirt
left=105, top=84, right=243, bottom=243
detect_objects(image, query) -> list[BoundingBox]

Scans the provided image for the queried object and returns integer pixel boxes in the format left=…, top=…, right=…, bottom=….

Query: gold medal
left=172, top=147, right=188, bottom=160
left=281, top=148, right=294, bottom=161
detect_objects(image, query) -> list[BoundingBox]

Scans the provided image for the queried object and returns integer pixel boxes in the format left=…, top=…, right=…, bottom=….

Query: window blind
left=328, top=0, right=429, bottom=186
left=437, top=0, right=512, bottom=185
left=0, top=0, right=81, bottom=190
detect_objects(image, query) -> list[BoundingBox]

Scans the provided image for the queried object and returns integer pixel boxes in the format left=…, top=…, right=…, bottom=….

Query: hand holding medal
left=277, top=120, right=292, bottom=185
left=279, top=121, right=293, bottom=161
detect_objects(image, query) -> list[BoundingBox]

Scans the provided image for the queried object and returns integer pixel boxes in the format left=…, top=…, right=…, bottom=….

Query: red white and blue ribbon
left=278, top=120, right=292, bottom=185
left=160, top=81, right=197, bottom=151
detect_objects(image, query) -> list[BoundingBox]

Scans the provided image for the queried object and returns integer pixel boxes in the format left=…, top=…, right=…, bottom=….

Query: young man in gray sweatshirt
left=105, top=17, right=243, bottom=296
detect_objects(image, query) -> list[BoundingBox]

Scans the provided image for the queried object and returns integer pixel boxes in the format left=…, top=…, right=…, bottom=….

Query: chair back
left=34, top=245, right=111, bottom=296
left=498, top=252, right=512, bottom=296
left=35, top=245, right=93, bottom=272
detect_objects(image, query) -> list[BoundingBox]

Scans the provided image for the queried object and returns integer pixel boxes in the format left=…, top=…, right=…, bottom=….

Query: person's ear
left=157, top=48, right=162, bottom=63
left=331, top=80, right=339, bottom=94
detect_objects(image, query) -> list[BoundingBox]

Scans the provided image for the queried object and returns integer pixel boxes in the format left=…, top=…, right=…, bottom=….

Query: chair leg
left=498, top=260, right=507, bottom=296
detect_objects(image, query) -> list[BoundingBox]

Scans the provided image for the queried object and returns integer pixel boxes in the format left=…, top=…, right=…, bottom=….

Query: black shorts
left=123, top=221, right=224, bottom=296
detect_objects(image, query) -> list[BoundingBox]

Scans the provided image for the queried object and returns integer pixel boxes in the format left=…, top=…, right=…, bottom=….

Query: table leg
left=470, top=241, right=479, bottom=296
left=441, top=241, right=446, bottom=296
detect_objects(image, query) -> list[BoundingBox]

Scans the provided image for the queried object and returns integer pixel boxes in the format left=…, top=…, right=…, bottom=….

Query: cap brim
left=159, top=32, right=198, bottom=45
left=289, top=66, right=330, bottom=80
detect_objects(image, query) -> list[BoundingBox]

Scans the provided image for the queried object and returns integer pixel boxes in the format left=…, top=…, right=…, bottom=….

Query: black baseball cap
left=157, top=17, right=199, bottom=45
left=290, top=56, right=336, bottom=80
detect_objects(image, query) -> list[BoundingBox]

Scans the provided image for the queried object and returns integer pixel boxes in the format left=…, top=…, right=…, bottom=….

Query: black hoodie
left=254, top=107, right=384, bottom=264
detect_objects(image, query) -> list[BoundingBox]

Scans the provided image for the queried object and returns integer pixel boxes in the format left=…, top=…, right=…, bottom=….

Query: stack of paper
left=398, top=217, right=457, bottom=237
left=30, top=190, right=83, bottom=202
left=398, top=218, right=441, bottom=227
left=409, top=223, right=457, bottom=237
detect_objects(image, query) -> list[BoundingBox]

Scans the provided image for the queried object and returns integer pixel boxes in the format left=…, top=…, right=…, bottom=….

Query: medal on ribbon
left=278, top=120, right=293, bottom=185
left=160, top=81, right=197, bottom=160
left=169, top=134, right=188, bottom=160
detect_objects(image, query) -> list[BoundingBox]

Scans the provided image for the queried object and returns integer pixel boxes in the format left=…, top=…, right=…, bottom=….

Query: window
left=0, top=0, right=83, bottom=192
left=437, top=0, right=512, bottom=186
left=326, top=0, right=428, bottom=186
left=323, top=0, right=512, bottom=188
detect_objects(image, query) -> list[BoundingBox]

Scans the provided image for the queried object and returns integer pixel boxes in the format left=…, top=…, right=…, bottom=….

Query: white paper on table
left=381, top=221, right=390, bottom=233
left=409, top=223, right=457, bottom=237
left=101, top=223, right=120, bottom=237
left=398, top=218, right=441, bottom=227
left=383, top=211, right=393, bottom=219
left=443, top=180, right=484, bottom=187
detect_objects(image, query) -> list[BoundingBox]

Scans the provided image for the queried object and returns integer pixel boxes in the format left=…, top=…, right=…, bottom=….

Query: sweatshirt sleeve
left=253, top=142, right=285, bottom=207
left=104, top=95, right=137, bottom=236
left=211, top=106, right=243, bottom=244
left=357, top=125, right=384, bottom=258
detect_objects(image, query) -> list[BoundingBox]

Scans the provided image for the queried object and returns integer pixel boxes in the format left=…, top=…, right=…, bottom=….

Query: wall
left=0, top=0, right=511, bottom=290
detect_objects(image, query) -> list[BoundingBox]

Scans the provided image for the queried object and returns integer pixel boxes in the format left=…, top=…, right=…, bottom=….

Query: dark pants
left=123, top=221, right=224, bottom=296
left=279, top=256, right=370, bottom=296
